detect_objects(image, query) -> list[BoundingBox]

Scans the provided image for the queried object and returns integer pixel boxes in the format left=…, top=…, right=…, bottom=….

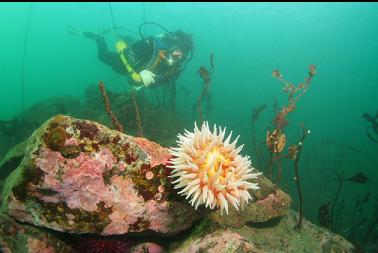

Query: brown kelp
left=293, top=126, right=310, bottom=230
left=132, top=91, right=144, bottom=137
left=309, top=139, right=355, bottom=216
left=326, top=190, right=378, bottom=251
left=333, top=191, right=378, bottom=251
left=270, top=65, right=316, bottom=132
left=195, top=53, right=214, bottom=125
left=266, top=65, right=316, bottom=182
left=265, top=65, right=316, bottom=230
left=348, top=192, right=370, bottom=242
left=361, top=196, right=378, bottom=247
left=98, top=81, right=124, bottom=132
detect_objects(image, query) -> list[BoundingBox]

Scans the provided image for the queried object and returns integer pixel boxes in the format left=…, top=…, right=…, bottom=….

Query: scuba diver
left=75, top=22, right=193, bottom=91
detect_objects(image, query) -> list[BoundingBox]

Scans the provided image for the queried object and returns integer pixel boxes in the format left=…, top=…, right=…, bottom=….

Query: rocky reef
left=170, top=210, right=355, bottom=253
left=0, top=87, right=189, bottom=160
left=0, top=212, right=74, bottom=253
left=0, top=115, right=356, bottom=252
left=1, top=115, right=201, bottom=236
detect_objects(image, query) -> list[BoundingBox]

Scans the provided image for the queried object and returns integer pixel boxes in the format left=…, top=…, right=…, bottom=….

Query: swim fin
left=66, top=25, right=84, bottom=37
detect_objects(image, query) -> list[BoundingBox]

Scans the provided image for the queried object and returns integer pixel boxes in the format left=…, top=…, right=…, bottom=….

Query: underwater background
left=1, top=2, right=378, bottom=252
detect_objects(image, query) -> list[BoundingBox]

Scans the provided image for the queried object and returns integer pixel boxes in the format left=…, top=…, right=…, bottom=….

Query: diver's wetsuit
left=84, top=32, right=184, bottom=93
left=84, top=32, right=155, bottom=77
left=84, top=31, right=189, bottom=110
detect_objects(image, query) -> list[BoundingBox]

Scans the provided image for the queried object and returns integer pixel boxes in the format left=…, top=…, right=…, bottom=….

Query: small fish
left=345, top=172, right=368, bottom=184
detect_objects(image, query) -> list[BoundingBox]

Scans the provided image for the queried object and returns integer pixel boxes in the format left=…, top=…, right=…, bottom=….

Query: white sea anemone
left=168, top=122, right=261, bottom=215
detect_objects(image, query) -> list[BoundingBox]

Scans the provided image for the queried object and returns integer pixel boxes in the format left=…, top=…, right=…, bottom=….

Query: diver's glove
left=139, top=70, right=156, bottom=86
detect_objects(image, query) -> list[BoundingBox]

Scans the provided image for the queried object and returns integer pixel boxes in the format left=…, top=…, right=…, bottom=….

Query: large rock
left=171, top=227, right=257, bottom=253
left=235, top=209, right=356, bottom=252
left=171, top=209, right=356, bottom=253
left=208, top=174, right=292, bottom=228
left=2, top=115, right=202, bottom=235
left=0, top=213, right=74, bottom=253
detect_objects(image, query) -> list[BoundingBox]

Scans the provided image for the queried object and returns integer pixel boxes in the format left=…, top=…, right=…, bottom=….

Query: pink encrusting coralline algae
left=102, top=176, right=145, bottom=235
left=134, top=137, right=171, bottom=168
left=35, top=147, right=146, bottom=235
left=146, top=200, right=170, bottom=232
left=64, top=137, right=78, bottom=147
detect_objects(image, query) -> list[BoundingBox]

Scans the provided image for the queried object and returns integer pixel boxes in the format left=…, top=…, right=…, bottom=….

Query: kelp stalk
left=132, top=91, right=143, bottom=137
left=196, top=54, right=214, bottom=125
left=98, top=81, right=124, bottom=132
left=294, top=127, right=310, bottom=230
left=331, top=171, right=344, bottom=231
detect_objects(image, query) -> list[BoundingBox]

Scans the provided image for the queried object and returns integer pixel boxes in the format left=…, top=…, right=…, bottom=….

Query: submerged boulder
left=0, top=212, right=74, bottom=253
left=2, top=115, right=202, bottom=235
left=170, top=209, right=356, bottom=253
left=171, top=227, right=257, bottom=253
left=208, top=174, right=292, bottom=228
left=236, top=209, right=356, bottom=252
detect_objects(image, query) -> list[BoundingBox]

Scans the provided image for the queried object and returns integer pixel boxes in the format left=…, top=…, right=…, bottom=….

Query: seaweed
left=132, top=91, right=144, bottom=137
left=98, top=81, right=124, bottom=133
left=195, top=53, right=214, bottom=125
left=265, top=65, right=316, bottom=230
left=266, top=65, right=316, bottom=183
left=293, top=126, right=310, bottom=230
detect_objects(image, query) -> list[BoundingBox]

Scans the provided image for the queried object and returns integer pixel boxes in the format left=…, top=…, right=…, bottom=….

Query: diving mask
left=166, top=48, right=184, bottom=66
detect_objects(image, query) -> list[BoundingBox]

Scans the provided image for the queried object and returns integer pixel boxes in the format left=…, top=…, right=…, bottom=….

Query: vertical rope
left=21, top=3, right=33, bottom=115
left=108, top=2, right=120, bottom=39
left=141, top=3, right=147, bottom=34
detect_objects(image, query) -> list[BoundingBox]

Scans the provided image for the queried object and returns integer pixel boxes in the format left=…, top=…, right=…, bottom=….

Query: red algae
left=133, top=137, right=171, bottom=168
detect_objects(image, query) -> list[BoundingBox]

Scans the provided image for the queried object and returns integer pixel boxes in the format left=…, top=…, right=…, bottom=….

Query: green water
left=1, top=2, right=377, bottom=251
